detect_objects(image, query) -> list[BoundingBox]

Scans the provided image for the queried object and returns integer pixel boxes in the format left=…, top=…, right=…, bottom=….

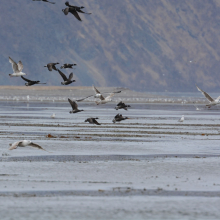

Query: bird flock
left=7, top=1, right=218, bottom=151
left=8, top=1, right=131, bottom=151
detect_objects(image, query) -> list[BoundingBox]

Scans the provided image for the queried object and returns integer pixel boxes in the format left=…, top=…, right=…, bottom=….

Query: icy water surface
left=0, top=101, right=220, bottom=220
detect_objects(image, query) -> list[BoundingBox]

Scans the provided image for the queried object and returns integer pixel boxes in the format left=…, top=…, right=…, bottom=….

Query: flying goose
left=68, top=98, right=84, bottom=113
left=115, top=101, right=131, bottom=110
left=65, top=1, right=92, bottom=14
left=61, top=63, right=77, bottom=69
left=9, top=140, right=49, bottom=152
left=196, top=85, right=220, bottom=108
left=112, top=114, right=129, bottom=123
left=32, top=0, right=55, bottom=4
left=9, top=57, right=26, bottom=77
left=85, top=118, right=101, bottom=125
left=76, top=86, right=122, bottom=105
left=58, top=69, right=75, bottom=85
left=44, top=63, right=59, bottom=71
left=21, top=76, right=46, bottom=86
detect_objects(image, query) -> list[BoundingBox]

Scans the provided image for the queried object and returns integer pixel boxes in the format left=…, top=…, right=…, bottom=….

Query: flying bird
left=65, top=1, right=91, bottom=14
left=58, top=69, right=75, bottom=85
left=196, top=85, right=220, bottom=108
left=178, top=115, right=184, bottom=122
left=61, top=63, right=77, bottom=69
left=21, top=76, right=46, bottom=86
left=112, top=114, right=129, bottom=123
left=115, top=101, right=131, bottom=110
left=76, top=86, right=122, bottom=105
left=44, top=63, right=59, bottom=71
left=68, top=98, right=84, bottom=113
left=9, top=140, right=49, bottom=152
left=32, top=0, right=55, bottom=4
left=85, top=118, right=101, bottom=125
left=51, top=113, right=56, bottom=118
left=8, top=57, right=26, bottom=77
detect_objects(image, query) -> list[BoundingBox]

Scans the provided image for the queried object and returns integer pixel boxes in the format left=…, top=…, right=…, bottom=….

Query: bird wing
left=17, top=61, right=23, bottom=72
left=63, top=7, right=69, bottom=15
left=69, top=8, right=82, bottom=21
left=9, top=57, right=19, bottom=73
left=69, top=72, right=73, bottom=80
left=93, top=119, right=101, bottom=125
left=52, top=63, right=58, bottom=71
left=76, top=95, right=93, bottom=102
left=47, top=63, right=53, bottom=71
left=58, top=69, right=68, bottom=81
left=68, top=98, right=78, bottom=110
left=196, top=85, right=214, bottom=102
left=9, top=141, right=22, bottom=150
left=117, top=101, right=123, bottom=106
left=29, top=142, right=48, bottom=152
left=93, top=85, right=101, bottom=94
left=105, top=93, right=115, bottom=100
left=21, top=76, right=32, bottom=82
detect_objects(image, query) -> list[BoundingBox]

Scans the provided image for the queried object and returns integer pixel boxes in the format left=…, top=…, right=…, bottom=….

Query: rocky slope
left=1, top=0, right=220, bottom=92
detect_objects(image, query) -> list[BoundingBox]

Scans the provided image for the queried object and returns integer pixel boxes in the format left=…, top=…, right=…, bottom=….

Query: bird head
left=112, top=119, right=116, bottom=123
left=85, top=119, right=88, bottom=122
left=61, top=82, right=65, bottom=85
left=25, top=83, right=29, bottom=86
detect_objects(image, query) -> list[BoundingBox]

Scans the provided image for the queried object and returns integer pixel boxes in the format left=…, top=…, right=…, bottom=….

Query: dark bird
left=32, top=0, right=55, bottom=4
left=112, top=114, right=129, bottom=123
left=44, top=63, right=59, bottom=71
left=85, top=118, right=101, bottom=125
left=65, top=1, right=91, bottom=14
left=115, top=101, right=131, bottom=110
left=62, top=2, right=91, bottom=21
left=58, top=69, right=75, bottom=85
left=21, top=76, right=46, bottom=86
left=68, top=98, right=83, bottom=113
left=61, top=63, right=77, bottom=69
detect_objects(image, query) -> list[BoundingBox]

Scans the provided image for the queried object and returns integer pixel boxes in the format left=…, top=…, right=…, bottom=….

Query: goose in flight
left=61, top=63, right=77, bottom=69
left=44, top=63, right=59, bottom=71
left=32, top=0, right=55, bottom=4
left=112, top=114, right=129, bottom=123
left=76, top=86, right=122, bottom=105
left=9, top=140, right=49, bottom=152
left=85, top=117, right=101, bottom=125
left=115, top=101, right=131, bottom=110
left=21, top=76, right=46, bottom=86
left=196, top=85, right=220, bottom=108
left=65, top=1, right=91, bottom=14
left=58, top=69, right=75, bottom=85
left=9, top=57, right=26, bottom=77
left=68, top=98, right=84, bottom=113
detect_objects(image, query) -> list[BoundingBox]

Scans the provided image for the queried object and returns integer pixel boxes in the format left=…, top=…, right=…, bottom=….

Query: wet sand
left=0, top=101, right=220, bottom=219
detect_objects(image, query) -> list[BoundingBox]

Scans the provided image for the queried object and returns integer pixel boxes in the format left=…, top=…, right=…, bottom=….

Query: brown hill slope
left=1, top=0, right=220, bottom=92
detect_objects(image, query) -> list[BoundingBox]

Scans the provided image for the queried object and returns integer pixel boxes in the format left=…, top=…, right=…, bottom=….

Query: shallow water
left=0, top=101, right=220, bottom=220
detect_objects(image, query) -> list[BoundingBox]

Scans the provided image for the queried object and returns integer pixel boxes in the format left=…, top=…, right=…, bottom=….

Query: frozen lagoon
left=0, top=101, right=220, bottom=220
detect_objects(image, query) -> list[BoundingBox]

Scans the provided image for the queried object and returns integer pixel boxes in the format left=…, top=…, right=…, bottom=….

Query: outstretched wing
left=63, top=7, right=69, bottom=15
left=196, top=85, right=214, bottom=102
left=68, top=98, right=78, bottom=110
left=105, top=93, right=115, bottom=100
left=29, top=142, right=49, bottom=152
left=58, top=69, right=68, bottom=81
left=21, top=76, right=32, bottom=82
left=9, top=141, right=22, bottom=150
left=76, top=95, right=93, bottom=102
left=9, top=57, right=19, bottom=73
left=17, top=61, right=23, bottom=72
left=69, top=72, right=73, bottom=80
left=93, top=85, right=101, bottom=94
left=117, top=101, right=123, bottom=106
left=69, top=8, right=82, bottom=21
left=93, top=119, right=101, bottom=125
